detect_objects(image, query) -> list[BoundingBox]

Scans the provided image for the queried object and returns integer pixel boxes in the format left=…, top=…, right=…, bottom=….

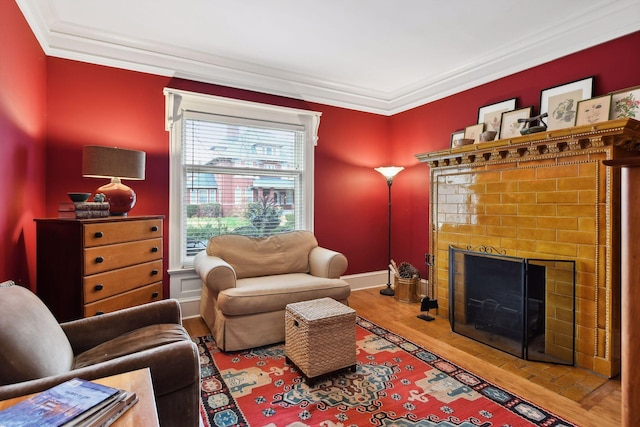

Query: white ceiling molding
left=16, top=0, right=640, bottom=116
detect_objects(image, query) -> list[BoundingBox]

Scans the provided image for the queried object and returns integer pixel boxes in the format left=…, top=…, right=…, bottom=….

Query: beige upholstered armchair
left=194, top=230, right=351, bottom=351
left=0, top=281, right=200, bottom=427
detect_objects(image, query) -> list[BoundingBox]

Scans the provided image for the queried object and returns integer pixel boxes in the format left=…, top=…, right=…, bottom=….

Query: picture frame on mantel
left=609, top=85, right=640, bottom=119
left=575, top=95, right=612, bottom=126
left=450, top=130, right=465, bottom=148
left=464, top=123, right=485, bottom=144
left=477, top=98, right=517, bottom=138
left=540, top=76, right=593, bottom=131
left=499, top=106, right=533, bottom=139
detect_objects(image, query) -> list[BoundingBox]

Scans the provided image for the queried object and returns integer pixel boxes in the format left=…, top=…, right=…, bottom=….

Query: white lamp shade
left=375, top=166, right=404, bottom=180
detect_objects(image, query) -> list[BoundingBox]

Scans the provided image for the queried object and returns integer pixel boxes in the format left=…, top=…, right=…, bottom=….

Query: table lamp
left=82, top=145, right=146, bottom=216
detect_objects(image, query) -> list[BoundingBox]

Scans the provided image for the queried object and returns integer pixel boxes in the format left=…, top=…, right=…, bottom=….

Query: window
left=164, top=89, right=321, bottom=269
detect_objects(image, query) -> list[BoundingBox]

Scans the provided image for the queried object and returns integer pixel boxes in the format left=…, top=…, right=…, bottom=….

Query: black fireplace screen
left=449, top=246, right=575, bottom=365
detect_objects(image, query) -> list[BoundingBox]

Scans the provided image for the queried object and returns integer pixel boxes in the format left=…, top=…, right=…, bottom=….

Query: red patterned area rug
left=195, top=317, right=576, bottom=427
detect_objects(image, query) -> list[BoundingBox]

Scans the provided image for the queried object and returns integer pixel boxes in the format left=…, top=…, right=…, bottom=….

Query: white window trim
left=163, top=88, right=321, bottom=271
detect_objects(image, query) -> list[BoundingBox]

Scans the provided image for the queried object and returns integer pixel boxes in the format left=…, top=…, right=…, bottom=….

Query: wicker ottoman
left=285, top=297, right=356, bottom=384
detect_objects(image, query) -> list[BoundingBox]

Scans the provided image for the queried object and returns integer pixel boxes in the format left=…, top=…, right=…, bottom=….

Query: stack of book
left=0, top=377, right=138, bottom=427
left=58, top=202, right=110, bottom=219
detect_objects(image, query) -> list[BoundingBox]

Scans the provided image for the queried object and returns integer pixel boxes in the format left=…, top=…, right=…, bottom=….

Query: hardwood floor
left=184, top=286, right=621, bottom=426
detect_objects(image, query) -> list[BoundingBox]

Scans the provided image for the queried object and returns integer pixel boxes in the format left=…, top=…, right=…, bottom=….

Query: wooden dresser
left=35, top=216, right=164, bottom=322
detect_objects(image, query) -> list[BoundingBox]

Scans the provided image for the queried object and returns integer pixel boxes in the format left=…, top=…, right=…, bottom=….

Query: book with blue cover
left=0, top=378, right=122, bottom=427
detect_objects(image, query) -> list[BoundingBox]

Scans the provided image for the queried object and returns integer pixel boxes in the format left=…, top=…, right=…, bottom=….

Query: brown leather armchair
left=0, top=281, right=200, bottom=427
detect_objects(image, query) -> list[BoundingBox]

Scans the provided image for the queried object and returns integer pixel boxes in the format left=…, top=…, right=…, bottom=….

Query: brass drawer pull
left=94, top=231, right=103, bottom=238
left=151, top=247, right=159, bottom=253
left=152, top=292, right=159, bottom=298
left=151, top=225, right=159, bottom=232
left=94, top=284, right=104, bottom=291
left=95, top=256, right=104, bottom=263
left=151, top=269, right=159, bottom=275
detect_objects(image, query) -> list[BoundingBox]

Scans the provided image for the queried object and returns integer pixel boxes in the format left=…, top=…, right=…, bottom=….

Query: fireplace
left=416, top=119, right=640, bottom=377
left=449, top=246, right=576, bottom=364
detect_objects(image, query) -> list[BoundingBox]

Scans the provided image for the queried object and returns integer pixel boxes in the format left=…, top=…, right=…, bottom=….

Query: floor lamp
left=375, top=166, right=404, bottom=296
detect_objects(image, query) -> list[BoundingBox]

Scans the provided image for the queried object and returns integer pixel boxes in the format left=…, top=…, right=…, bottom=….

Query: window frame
left=164, top=88, right=321, bottom=270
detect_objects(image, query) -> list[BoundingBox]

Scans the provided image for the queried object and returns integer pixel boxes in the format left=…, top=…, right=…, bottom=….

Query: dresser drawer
left=84, top=282, right=162, bottom=317
left=83, top=260, right=163, bottom=303
left=84, top=238, right=162, bottom=275
left=84, top=219, right=162, bottom=247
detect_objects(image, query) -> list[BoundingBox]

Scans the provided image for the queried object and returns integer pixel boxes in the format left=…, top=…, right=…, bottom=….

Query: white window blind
left=164, top=89, right=321, bottom=268
left=183, top=113, right=305, bottom=256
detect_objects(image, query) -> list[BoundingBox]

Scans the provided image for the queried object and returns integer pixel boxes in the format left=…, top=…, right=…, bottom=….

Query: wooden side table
left=0, top=369, right=160, bottom=426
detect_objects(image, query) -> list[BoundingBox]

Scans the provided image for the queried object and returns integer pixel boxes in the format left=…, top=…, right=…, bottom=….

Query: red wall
left=0, top=0, right=47, bottom=290
left=44, top=62, right=392, bottom=294
left=309, top=104, right=390, bottom=272
left=2, top=0, right=639, bottom=295
left=389, top=31, right=640, bottom=276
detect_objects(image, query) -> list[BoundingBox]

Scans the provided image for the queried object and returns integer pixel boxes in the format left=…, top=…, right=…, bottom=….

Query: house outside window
left=164, top=89, right=321, bottom=269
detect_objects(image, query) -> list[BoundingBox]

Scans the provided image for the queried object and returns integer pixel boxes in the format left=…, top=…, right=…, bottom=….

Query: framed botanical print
left=499, top=106, right=533, bottom=139
left=540, top=77, right=593, bottom=130
left=464, top=123, right=485, bottom=144
left=478, top=98, right=517, bottom=137
left=575, top=95, right=612, bottom=126
left=609, top=85, right=640, bottom=119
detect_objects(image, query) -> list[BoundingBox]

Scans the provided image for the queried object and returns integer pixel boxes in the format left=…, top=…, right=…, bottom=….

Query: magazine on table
left=0, top=377, right=137, bottom=427
left=63, top=391, right=138, bottom=427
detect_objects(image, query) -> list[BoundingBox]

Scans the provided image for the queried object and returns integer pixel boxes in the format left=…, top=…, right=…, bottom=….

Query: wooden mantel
left=417, top=118, right=640, bottom=167
left=415, top=118, right=640, bottom=380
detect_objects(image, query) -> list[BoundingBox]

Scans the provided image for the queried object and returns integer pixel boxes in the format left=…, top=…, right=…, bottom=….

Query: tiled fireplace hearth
left=416, top=118, right=640, bottom=377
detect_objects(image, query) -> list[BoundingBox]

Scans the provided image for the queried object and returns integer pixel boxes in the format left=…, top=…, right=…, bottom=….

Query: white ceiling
left=16, top=0, right=640, bottom=115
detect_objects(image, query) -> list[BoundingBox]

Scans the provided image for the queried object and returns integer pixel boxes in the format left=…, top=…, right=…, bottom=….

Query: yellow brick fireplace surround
left=416, top=118, right=640, bottom=378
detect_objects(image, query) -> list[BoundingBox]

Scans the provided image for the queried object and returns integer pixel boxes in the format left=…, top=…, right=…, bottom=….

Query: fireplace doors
left=449, top=246, right=575, bottom=365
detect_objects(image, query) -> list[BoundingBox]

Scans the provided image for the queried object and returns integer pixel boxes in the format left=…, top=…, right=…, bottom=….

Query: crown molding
left=16, top=0, right=640, bottom=116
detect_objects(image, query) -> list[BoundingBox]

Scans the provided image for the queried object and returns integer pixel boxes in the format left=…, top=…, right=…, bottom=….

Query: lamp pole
left=374, top=166, right=404, bottom=296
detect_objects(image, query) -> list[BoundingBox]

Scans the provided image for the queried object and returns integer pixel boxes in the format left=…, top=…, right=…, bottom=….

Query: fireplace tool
left=418, top=253, right=437, bottom=322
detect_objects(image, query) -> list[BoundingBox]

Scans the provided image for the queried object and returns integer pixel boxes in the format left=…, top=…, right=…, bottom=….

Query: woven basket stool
left=285, top=297, right=356, bottom=384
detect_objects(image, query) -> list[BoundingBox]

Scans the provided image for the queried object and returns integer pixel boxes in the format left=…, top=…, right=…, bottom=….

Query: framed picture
left=450, top=130, right=464, bottom=148
left=464, top=123, right=485, bottom=144
left=609, top=85, right=640, bottom=119
left=540, top=77, right=593, bottom=130
left=478, top=98, right=517, bottom=136
left=499, top=106, right=533, bottom=139
left=575, top=95, right=612, bottom=126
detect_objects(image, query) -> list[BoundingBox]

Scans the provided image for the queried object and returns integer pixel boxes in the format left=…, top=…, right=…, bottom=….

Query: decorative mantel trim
left=416, top=118, right=640, bottom=168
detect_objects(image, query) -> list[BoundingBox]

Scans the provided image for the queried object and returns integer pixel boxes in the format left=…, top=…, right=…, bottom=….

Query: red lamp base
left=96, top=180, right=136, bottom=216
